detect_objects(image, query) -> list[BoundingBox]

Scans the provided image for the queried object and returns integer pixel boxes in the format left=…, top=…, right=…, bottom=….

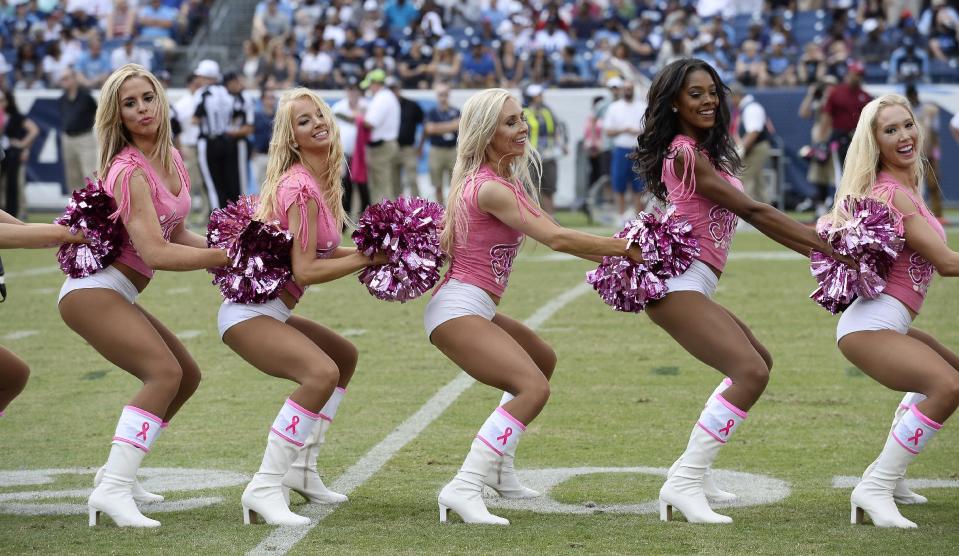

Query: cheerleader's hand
left=60, top=225, right=89, bottom=244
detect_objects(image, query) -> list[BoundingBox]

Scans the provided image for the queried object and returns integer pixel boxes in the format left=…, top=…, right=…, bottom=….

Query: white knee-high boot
left=94, top=421, right=166, bottom=505
left=667, top=378, right=738, bottom=504
left=242, top=399, right=320, bottom=526
left=88, top=406, right=163, bottom=527
left=483, top=392, right=539, bottom=499
left=438, top=407, right=524, bottom=525
left=852, top=403, right=941, bottom=528
left=282, top=387, right=348, bottom=504
left=660, top=393, right=747, bottom=524
left=861, top=392, right=928, bottom=505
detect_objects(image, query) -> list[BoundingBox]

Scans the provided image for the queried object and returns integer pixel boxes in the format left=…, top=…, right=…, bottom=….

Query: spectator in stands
left=928, top=4, right=959, bottom=62
left=606, top=42, right=641, bottom=83
left=364, top=39, right=397, bottom=75
left=250, top=84, right=276, bottom=195
left=424, top=83, right=458, bottom=204
left=398, top=40, right=434, bottom=90
left=42, top=42, right=74, bottom=87
left=603, top=79, right=645, bottom=220
left=905, top=84, right=944, bottom=219
left=694, top=35, right=733, bottom=84
left=0, top=88, right=38, bottom=219
left=889, top=37, right=931, bottom=84
left=33, top=8, right=64, bottom=44
left=730, top=83, right=772, bottom=204
left=554, top=45, right=591, bottom=88
left=523, top=84, right=566, bottom=214
left=77, top=34, right=112, bottom=88
left=384, top=0, right=418, bottom=34
left=388, top=76, right=423, bottom=198
left=332, top=77, right=369, bottom=217
left=178, top=0, right=212, bottom=44
left=65, top=2, right=100, bottom=41
left=655, top=31, right=691, bottom=73
left=252, top=0, right=292, bottom=46
left=570, top=0, right=601, bottom=39
left=461, top=38, right=498, bottom=88
left=417, top=0, right=445, bottom=38
left=292, top=0, right=321, bottom=44
left=919, top=0, right=958, bottom=36
left=823, top=40, right=851, bottom=81
left=300, top=39, right=334, bottom=89
left=241, top=40, right=262, bottom=89
left=498, top=40, right=526, bottom=90
left=798, top=43, right=827, bottom=85
left=137, top=0, right=178, bottom=51
left=358, top=1, right=382, bottom=42
left=823, top=60, right=872, bottom=167
left=361, top=69, right=400, bottom=202
left=534, top=16, right=571, bottom=53
left=110, top=38, right=153, bottom=71
left=58, top=68, right=97, bottom=191
left=768, top=13, right=795, bottom=52
left=526, top=48, right=552, bottom=86
left=258, top=39, right=296, bottom=90
left=799, top=76, right=838, bottom=216
left=105, top=0, right=136, bottom=40
left=761, top=36, right=797, bottom=87
left=173, top=73, right=209, bottom=224
left=855, top=18, right=893, bottom=66
left=621, top=18, right=658, bottom=71
left=734, top=39, right=763, bottom=87
left=322, top=10, right=347, bottom=47
left=432, top=36, right=461, bottom=88
left=334, top=28, right=367, bottom=86
left=14, top=43, right=43, bottom=90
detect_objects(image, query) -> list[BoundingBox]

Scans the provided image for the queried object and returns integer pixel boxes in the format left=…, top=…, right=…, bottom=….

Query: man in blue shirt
left=424, top=83, right=459, bottom=204
left=384, top=0, right=418, bottom=34
left=76, top=35, right=112, bottom=88
left=138, top=0, right=178, bottom=43
left=462, top=38, right=497, bottom=88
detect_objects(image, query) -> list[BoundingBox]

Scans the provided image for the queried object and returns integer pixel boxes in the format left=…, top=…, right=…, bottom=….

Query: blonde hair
left=440, top=88, right=542, bottom=254
left=254, top=88, right=347, bottom=230
left=827, top=94, right=926, bottom=229
left=95, top=64, right=174, bottom=179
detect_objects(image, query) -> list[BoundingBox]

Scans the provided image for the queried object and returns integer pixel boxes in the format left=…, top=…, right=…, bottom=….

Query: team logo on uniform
left=907, top=252, right=934, bottom=293
left=490, top=239, right=522, bottom=284
left=158, top=210, right=183, bottom=241
left=707, top=206, right=736, bottom=248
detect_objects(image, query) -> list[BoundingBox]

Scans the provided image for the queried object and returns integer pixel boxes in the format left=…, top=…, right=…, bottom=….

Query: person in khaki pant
left=58, top=69, right=98, bottom=190
left=730, top=84, right=772, bottom=203
left=425, top=83, right=459, bottom=204
left=360, top=69, right=401, bottom=202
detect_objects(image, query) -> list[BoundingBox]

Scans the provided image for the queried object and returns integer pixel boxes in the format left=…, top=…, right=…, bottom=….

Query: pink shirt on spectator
left=871, top=171, right=946, bottom=314
left=662, top=135, right=744, bottom=273
left=442, top=165, right=541, bottom=298
left=274, top=163, right=341, bottom=300
left=103, top=145, right=191, bottom=279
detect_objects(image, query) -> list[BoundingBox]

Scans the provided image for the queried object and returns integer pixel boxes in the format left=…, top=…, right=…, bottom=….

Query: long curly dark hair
left=633, top=59, right=742, bottom=202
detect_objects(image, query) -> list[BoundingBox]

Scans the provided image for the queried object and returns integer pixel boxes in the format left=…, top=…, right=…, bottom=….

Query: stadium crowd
left=242, top=0, right=959, bottom=92
left=0, top=0, right=213, bottom=89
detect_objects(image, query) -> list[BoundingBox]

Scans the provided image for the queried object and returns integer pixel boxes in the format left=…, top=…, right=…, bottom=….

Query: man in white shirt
left=173, top=73, right=209, bottom=222
left=603, top=80, right=647, bottom=219
left=361, top=69, right=401, bottom=203
left=332, top=78, right=370, bottom=216
left=110, top=38, right=153, bottom=70
left=730, top=84, right=772, bottom=203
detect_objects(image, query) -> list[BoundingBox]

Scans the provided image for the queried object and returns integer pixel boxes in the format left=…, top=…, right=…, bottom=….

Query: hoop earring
left=292, top=143, right=299, bottom=149
left=671, top=107, right=678, bottom=113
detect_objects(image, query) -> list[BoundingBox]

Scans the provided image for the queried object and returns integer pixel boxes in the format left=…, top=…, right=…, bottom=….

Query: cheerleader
left=632, top=59, right=841, bottom=524
left=832, top=94, right=959, bottom=528
left=220, top=88, right=384, bottom=526
left=0, top=210, right=85, bottom=417
left=429, top=88, right=641, bottom=525
left=58, top=64, right=228, bottom=528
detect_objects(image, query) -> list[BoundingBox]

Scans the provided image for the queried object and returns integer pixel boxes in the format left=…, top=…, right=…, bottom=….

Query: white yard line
left=5, top=265, right=60, bottom=279
left=247, top=283, right=591, bottom=556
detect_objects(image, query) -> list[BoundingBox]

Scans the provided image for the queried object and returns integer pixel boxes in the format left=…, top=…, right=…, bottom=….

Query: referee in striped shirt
left=192, top=60, right=254, bottom=208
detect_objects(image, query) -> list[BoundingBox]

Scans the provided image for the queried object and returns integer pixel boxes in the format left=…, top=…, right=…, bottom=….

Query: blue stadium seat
left=864, top=62, right=888, bottom=84
left=929, top=59, right=959, bottom=83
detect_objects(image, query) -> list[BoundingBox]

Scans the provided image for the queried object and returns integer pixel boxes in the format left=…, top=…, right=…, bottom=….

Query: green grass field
left=1, top=212, right=958, bottom=554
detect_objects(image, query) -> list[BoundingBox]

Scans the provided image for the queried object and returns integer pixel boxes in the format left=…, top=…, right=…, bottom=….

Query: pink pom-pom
left=809, top=197, right=904, bottom=313
left=207, top=196, right=294, bottom=303
left=586, top=206, right=700, bottom=313
left=352, top=197, right=446, bottom=302
left=55, top=178, right=124, bottom=278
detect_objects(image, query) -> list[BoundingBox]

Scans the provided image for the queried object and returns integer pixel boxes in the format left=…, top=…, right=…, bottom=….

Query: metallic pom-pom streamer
left=55, top=178, right=124, bottom=278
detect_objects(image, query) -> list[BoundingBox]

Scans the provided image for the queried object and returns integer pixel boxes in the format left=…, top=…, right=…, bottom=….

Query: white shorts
left=58, top=265, right=139, bottom=305
left=836, top=293, right=912, bottom=343
left=217, top=298, right=293, bottom=340
left=423, top=279, right=497, bottom=339
left=664, top=259, right=720, bottom=298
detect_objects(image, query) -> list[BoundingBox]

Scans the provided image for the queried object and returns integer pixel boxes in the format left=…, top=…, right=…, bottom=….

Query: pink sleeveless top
left=663, top=135, right=744, bottom=272
left=871, top=172, right=946, bottom=314
left=442, top=165, right=541, bottom=298
left=103, top=145, right=192, bottom=279
left=274, top=163, right=341, bottom=300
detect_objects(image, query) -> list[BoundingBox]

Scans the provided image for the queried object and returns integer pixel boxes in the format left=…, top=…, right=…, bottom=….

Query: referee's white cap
left=195, top=59, right=221, bottom=81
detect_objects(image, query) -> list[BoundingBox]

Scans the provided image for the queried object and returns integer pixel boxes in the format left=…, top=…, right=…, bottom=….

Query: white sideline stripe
left=247, top=283, right=592, bottom=556
left=3, top=330, right=38, bottom=341
left=175, top=330, right=204, bottom=340
left=5, top=265, right=59, bottom=278
left=521, top=251, right=804, bottom=263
